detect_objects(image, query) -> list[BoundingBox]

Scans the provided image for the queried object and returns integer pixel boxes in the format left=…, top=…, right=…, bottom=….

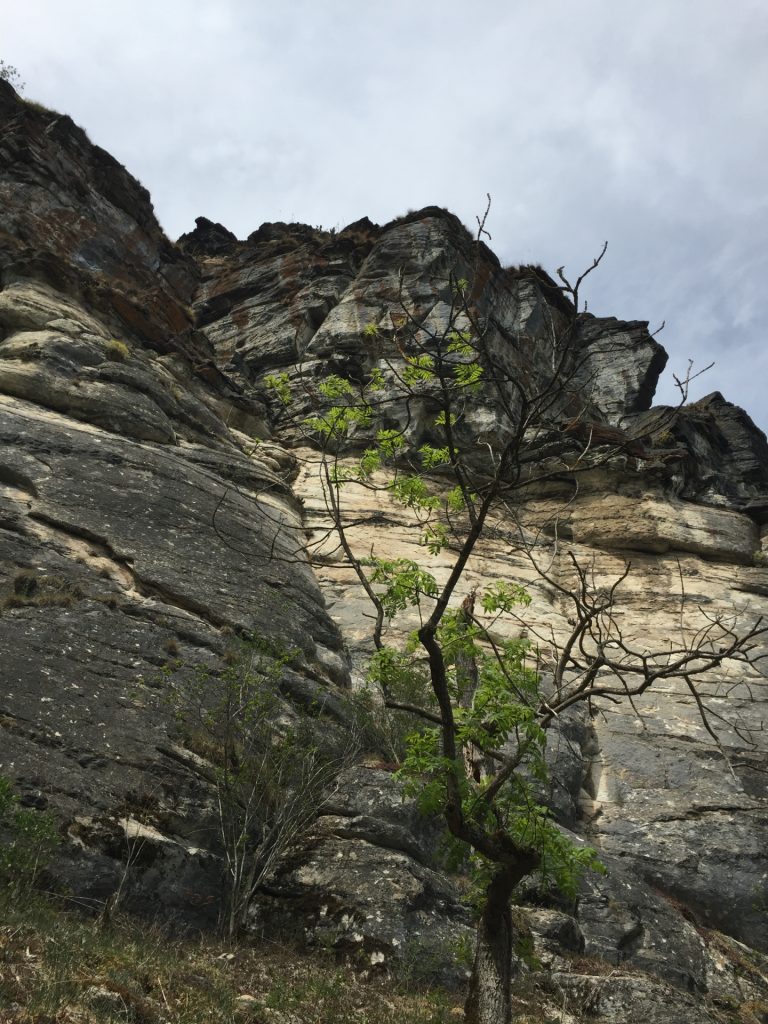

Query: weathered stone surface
left=575, top=851, right=709, bottom=991
left=574, top=314, right=669, bottom=423
left=544, top=973, right=710, bottom=1023
left=0, top=386, right=349, bottom=918
left=0, top=79, right=199, bottom=356
left=632, top=390, right=768, bottom=512
left=523, top=872, right=768, bottom=1020
left=2, top=75, right=768, bottom=1019
left=582, top=707, right=768, bottom=949
left=0, top=81, right=348, bottom=925
left=260, top=766, right=473, bottom=983
left=181, top=218, right=378, bottom=376
left=187, top=206, right=671, bottom=465
left=535, top=491, right=759, bottom=562
left=178, top=215, right=238, bottom=256
left=288, top=452, right=768, bottom=959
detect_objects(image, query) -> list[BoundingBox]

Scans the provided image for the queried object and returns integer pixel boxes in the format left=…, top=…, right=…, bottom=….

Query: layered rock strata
left=0, top=79, right=345, bottom=923
left=1, top=78, right=767, bottom=1019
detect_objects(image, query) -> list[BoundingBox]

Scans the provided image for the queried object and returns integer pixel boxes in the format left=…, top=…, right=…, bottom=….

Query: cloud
left=4, top=0, right=767, bottom=432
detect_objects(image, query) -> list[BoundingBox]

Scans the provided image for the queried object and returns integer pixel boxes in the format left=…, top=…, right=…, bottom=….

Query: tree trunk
left=464, top=868, right=521, bottom=1024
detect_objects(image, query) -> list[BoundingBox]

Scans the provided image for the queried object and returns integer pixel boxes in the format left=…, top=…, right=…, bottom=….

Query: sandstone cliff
left=1, top=78, right=767, bottom=1020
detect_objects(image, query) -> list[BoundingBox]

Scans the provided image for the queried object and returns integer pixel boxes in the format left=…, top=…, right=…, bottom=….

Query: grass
left=19, top=96, right=56, bottom=116
left=0, top=895, right=463, bottom=1023
left=651, top=429, right=675, bottom=446
left=104, top=339, right=131, bottom=362
left=1, top=571, right=84, bottom=612
left=1, top=868, right=766, bottom=1023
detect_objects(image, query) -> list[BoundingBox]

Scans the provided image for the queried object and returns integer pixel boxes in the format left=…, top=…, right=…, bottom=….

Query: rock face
left=0, top=81, right=197, bottom=355
left=1, top=78, right=768, bottom=1019
left=0, top=78, right=346, bottom=924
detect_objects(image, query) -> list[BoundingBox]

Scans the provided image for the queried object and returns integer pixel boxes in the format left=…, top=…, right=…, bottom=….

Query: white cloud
left=4, top=0, right=766, bottom=432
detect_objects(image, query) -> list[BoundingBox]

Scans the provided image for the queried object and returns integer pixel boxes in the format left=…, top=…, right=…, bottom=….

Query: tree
left=0, top=60, right=24, bottom=92
left=163, top=638, right=355, bottom=939
left=267, top=201, right=766, bottom=1023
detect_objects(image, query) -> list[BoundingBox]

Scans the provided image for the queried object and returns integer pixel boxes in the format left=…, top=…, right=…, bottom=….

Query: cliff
left=1, top=78, right=767, bottom=1021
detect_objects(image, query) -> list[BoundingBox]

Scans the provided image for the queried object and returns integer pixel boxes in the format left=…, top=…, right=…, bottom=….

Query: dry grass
left=1, top=571, right=84, bottom=612
left=0, top=897, right=462, bottom=1023
left=104, top=339, right=131, bottom=362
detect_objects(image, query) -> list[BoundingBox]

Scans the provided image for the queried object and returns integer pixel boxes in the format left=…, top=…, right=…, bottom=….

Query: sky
left=3, top=1, right=767, bottom=433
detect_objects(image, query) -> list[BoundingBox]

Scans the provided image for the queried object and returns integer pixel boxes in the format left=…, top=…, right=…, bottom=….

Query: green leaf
left=388, top=475, right=441, bottom=511
left=264, top=372, right=291, bottom=406
left=419, top=444, right=451, bottom=469
left=402, top=354, right=435, bottom=386
left=367, top=646, right=433, bottom=706
left=446, top=331, right=475, bottom=358
left=367, top=367, right=386, bottom=392
left=376, top=429, right=407, bottom=458
left=363, top=557, right=438, bottom=618
left=317, top=374, right=355, bottom=400
left=329, top=464, right=358, bottom=485
left=303, top=407, right=349, bottom=438
left=358, top=448, right=381, bottom=479
left=481, top=581, right=532, bottom=614
left=421, top=523, right=448, bottom=555
left=304, top=401, right=372, bottom=439
left=453, top=361, right=484, bottom=390
left=445, top=486, right=469, bottom=512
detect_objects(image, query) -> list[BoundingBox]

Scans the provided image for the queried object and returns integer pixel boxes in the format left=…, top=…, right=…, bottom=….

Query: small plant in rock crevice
left=104, top=337, right=131, bottom=362
left=162, top=637, right=360, bottom=939
left=0, top=776, right=59, bottom=901
left=652, top=428, right=675, bottom=446
left=1, top=569, right=84, bottom=611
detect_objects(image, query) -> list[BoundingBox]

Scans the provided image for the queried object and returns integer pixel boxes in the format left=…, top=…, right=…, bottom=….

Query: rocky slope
left=1, top=78, right=767, bottom=1021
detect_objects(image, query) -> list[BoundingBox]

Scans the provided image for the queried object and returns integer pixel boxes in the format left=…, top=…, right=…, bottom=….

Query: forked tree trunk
left=464, top=868, right=521, bottom=1024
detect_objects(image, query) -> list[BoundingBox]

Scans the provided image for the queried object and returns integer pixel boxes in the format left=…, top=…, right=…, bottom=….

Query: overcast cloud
left=4, top=1, right=767, bottom=432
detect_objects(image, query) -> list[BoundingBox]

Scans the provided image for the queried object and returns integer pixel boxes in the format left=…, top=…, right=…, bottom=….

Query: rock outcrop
left=1, top=78, right=767, bottom=1020
left=0, top=78, right=346, bottom=925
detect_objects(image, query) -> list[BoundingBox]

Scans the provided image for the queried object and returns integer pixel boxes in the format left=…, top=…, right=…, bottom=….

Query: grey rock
left=545, top=973, right=708, bottom=1023
left=177, top=216, right=238, bottom=256
left=575, top=851, right=709, bottom=993
left=574, top=314, right=668, bottom=423
left=633, top=391, right=768, bottom=513
left=2, top=78, right=768, bottom=1023
left=583, top=706, right=768, bottom=950
left=0, top=78, right=200, bottom=357
left=258, top=767, right=472, bottom=983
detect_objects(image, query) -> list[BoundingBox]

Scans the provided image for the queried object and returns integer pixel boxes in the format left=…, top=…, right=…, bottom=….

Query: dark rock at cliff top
left=177, top=216, right=238, bottom=256
left=1, top=79, right=767, bottom=1018
left=0, top=79, right=199, bottom=356
left=633, top=391, right=768, bottom=511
